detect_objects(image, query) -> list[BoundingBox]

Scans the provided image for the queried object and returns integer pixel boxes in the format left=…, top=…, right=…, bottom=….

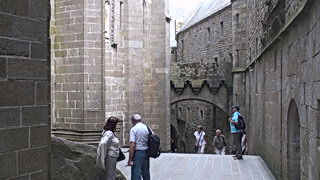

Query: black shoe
left=233, top=156, right=243, bottom=160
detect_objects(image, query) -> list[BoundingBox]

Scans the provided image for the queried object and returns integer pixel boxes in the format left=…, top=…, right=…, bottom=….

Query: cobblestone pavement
left=117, top=152, right=276, bottom=180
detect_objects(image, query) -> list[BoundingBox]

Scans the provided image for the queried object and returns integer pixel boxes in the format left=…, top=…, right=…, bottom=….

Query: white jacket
left=97, top=130, right=120, bottom=168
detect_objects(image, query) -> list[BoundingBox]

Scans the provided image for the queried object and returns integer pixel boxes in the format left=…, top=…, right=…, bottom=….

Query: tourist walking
left=127, top=114, right=151, bottom=180
left=194, top=125, right=206, bottom=154
left=228, top=105, right=243, bottom=160
left=97, top=116, right=120, bottom=180
left=213, top=129, right=226, bottom=155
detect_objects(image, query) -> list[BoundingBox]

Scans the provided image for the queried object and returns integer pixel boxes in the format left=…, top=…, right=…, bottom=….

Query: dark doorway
left=287, top=99, right=300, bottom=180
left=170, top=125, right=178, bottom=152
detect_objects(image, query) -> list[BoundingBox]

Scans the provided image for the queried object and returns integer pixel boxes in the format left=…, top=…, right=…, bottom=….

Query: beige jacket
left=97, top=130, right=120, bottom=168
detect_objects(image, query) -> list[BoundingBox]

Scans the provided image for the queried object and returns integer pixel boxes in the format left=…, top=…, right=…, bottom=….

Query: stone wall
left=0, top=0, right=51, bottom=179
left=171, top=5, right=233, bottom=153
left=175, top=6, right=233, bottom=87
left=240, top=0, right=320, bottom=179
left=51, top=0, right=171, bottom=150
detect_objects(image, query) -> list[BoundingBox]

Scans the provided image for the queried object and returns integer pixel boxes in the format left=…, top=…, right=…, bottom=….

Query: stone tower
left=51, top=0, right=171, bottom=150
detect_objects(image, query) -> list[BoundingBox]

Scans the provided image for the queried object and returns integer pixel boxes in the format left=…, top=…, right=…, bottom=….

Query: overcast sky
left=169, top=0, right=203, bottom=20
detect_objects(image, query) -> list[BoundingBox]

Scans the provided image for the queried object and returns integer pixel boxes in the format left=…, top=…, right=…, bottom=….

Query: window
left=274, top=49, right=277, bottom=71
left=104, top=0, right=111, bottom=39
left=181, top=40, right=184, bottom=53
left=214, top=57, right=218, bottom=68
left=143, top=0, right=146, bottom=48
left=199, top=110, right=204, bottom=121
left=229, top=53, right=233, bottom=64
left=120, top=1, right=123, bottom=30
left=220, top=21, right=224, bottom=35
left=236, top=49, right=240, bottom=67
left=256, top=38, right=259, bottom=55
left=236, top=13, right=240, bottom=28
left=207, top=27, right=211, bottom=40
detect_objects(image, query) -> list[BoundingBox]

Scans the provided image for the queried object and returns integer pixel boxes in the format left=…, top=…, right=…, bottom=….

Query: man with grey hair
left=127, top=114, right=151, bottom=180
left=213, top=129, right=226, bottom=155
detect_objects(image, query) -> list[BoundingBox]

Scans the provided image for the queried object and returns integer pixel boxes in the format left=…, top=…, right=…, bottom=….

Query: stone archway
left=170, top=99, right=231, bottom=154
left=287, top=99, right=301, bottom=180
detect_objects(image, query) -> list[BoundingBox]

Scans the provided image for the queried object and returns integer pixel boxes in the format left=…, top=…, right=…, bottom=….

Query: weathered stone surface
left=22, top=106, right=48, bottom=126
left=0, top=57, right=6, bottom=79
left=0, top=81, right=35, bottom=107
left=7, top=58, right=47, bottom=80
left=18, top=147, right=48, bottom=175
left=51, top=0, right=171, bottom=150
left=0, top=128, right=29, bottom=153
left=30, top=125, right=49, bottom=148
left=0, top=0, right=50, bottom=179
left=51, top=136, right=126, bottom=180
left=0, top=108, right=20, bottom=128
left=0, top=38, right=29, bottom=57
left=0, top=152, right=17, bottom=179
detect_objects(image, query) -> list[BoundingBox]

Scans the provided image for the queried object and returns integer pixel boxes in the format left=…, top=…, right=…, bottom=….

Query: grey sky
left=169, top=0, right=203, bottom=20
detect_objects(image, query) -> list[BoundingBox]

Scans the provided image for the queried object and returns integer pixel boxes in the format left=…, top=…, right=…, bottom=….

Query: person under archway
left=213, top=129, right=226, bottom=155
left=194, top=125, right=206, bottom=154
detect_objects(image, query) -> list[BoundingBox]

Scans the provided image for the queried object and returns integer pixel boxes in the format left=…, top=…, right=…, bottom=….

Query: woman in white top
left=194, top=125, right=206, bottom=154
left=97, top=116, right=120, bottom=180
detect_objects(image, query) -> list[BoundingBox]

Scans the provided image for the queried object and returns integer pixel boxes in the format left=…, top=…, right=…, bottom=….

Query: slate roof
left=179, top=0, right=231, bottom=32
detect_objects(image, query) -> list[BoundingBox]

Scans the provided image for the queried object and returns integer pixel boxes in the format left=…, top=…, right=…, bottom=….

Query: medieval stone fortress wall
left=0, top=0, right=51, bottom=178
left=50, top=0, right=171, bottom=150
left=0, top=0, right=320, bottom=179
left=172, top=0, right=320, bottom=179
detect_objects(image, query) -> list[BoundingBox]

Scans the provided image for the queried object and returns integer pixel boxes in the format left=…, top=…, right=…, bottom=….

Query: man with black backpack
left=127, top=114, right=151, bottom=180
left=127, top=114, right=161, bottom=180
left=228, top=105, right=245, bottom=160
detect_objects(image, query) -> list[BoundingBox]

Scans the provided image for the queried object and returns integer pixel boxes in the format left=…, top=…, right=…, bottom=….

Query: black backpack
left=146, top=126, right=161, bottom=158
left=235, top=115, right=246, bottom=130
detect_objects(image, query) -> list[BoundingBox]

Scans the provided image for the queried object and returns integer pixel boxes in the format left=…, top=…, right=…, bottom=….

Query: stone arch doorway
left=170, top=99, right=231, bottom=154
left=287, top=99, right=301, bottom=180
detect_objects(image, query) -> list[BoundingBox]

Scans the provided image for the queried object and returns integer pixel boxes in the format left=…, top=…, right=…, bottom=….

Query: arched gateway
left=287, top=99, right=301, bottom=180
left=170, top=99, right=231, bottom=154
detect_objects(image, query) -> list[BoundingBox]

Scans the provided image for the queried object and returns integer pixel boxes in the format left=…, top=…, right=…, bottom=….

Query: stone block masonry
left=240, top=0, right=320, bottom=179
left=0, top=0, right=51, bottom=179
left=51, top=0, right=171, bottom=150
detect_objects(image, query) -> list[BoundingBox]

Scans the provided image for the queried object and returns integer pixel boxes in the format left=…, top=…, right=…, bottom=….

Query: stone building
left=0, top=0, right=51, bottom=179
left=237, top=0, right=320, bottom=179
left=171, top=0, right=234, bottom=153
left=174, top=0, right=320, bottom=179
left=50, top=0, right=171, bottom=150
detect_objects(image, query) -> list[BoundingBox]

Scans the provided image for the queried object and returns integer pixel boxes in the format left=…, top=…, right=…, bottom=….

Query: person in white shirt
left=241, top=131, right=248, bottom=155
left=127, top=114, right=151, bottom=180
left=97, top=116, right=120, bottom=180
left=194, top=125, right=206, bottom=154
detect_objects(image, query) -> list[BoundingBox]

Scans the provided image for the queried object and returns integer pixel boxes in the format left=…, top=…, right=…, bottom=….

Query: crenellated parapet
left=170, top=79, right=233, bottom=96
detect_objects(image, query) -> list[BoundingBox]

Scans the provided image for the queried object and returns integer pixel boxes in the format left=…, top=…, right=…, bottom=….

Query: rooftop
left=179, top=0, right=231, bottom=32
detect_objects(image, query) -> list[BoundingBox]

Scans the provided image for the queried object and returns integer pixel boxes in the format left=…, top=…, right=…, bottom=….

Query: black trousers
left=233, top=132, right=243, bottom=158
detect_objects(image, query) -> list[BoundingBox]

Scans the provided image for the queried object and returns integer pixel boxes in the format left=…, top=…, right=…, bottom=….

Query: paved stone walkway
left=117, top=152, right=276, bottom=180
